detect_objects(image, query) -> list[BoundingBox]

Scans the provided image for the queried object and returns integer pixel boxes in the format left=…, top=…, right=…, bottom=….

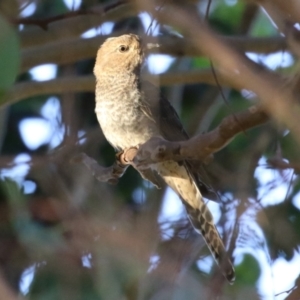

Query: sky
left=8, top=0, right=299, bottom=299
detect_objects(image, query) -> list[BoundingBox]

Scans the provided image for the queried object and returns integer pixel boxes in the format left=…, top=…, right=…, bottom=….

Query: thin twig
left=13, top=0, right=129, bottom=30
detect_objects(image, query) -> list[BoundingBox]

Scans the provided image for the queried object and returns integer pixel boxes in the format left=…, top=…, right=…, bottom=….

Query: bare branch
left=2, top=69, right=247, bottom=107
left=19, top=1, right=135, bottom=48
left=0, top=272, right=22, bottom=300
left=267, top=158, right=300, bottom=173
left=248, top=0, right=300, bottom=57
left=5, top=65, right=294, bottom=108
left=20, top=35, right=104, bottom=74
left=78, top=104, right=268, bottom=182
left=13, top=9, right=96, bottom=31
left=129, top=105, right=269, bottom=165
left=149, top=4, right=300, bottom=144
left=238, top=3, right=259, bottom=34
left=281, top=283, right=299, bottom=300
left=151, top=35, right=286, bottom=56
left=250, top=0, right=300, bottom=30
left=72, top=102, right=269, bottom=183
left=72, top=152, right=128, bottom=184
left=1, top=76, right=94, bottom=108
left=77, top=106, right=269, bottom=180
left=20, top=35, right=286, bottom=74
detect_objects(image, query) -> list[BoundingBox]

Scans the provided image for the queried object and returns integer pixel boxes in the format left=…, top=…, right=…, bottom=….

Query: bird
left=93, top=33, right=235, bottom=283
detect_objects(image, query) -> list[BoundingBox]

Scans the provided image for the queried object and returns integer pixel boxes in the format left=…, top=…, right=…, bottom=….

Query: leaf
left=0, top=13, right=20, bottom=98
left=250, top=9, right=277, bottom=37
left=235, top=253, right=260, bottom=285
left=210, top=0, right=245, bottom=34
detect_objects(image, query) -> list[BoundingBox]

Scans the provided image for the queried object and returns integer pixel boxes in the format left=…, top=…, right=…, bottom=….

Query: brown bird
left=94, top=34, right=235, bottom=283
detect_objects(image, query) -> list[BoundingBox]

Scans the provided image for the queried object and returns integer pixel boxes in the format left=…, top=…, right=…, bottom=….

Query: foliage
left=0, top=13, right=19, bottom=99
left=0, top=0, right=299, bottom=299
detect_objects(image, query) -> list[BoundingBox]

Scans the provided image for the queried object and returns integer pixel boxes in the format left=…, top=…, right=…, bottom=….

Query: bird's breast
left=95, top=85, right=159, bottom=150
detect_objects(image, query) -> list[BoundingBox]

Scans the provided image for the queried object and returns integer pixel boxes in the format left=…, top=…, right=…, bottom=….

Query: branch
left=127, top=105, right=269, bottom=166
left=4, top=65, right=294, bottom=108
left=20, top=35, right=105, bottom=74
left=20, top=35, right=286, bottom=74
left=267, top=157, right=300, bottom=173
left=0, top=271, right=22, bottom=300
left=257, top=0, right=300, bottom=58
left=1, top=69, right=249, bottom=107
left=285, top=283, right=300, bottom=300
left=1, top=76, right=94, bottom=108
left=19, top=1, right=135, bottom=48
left=157, top=35, right=286, bottom=56
left=72, top=152, right=128, bottom=184
left=13, top=9, right=96, bottom=31
left=78, top=105, right=268, bottom=183
left=250, top=0, right=300, bottom=32
left=149, top=3, right=300, bottom=144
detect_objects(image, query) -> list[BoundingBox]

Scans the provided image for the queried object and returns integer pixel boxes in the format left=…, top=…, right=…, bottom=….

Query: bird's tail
left=156, top=161, right=235, bottom=284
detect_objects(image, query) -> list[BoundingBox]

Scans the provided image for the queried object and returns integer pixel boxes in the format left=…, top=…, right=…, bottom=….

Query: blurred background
left=0, top=0, right=300, bottom=299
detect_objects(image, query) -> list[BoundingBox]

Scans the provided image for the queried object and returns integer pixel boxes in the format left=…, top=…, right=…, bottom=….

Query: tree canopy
left=0, top=0, right=300, bottom=299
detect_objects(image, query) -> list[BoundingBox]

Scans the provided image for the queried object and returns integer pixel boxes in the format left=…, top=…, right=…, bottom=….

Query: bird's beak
left=146, top=43, right=160, bottom=50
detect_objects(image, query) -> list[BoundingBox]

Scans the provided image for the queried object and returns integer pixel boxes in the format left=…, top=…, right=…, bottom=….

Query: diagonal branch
left=128, top=105, right=269, bottom=165
left=151, top=3, right=300, bottom=144
left=79, top=105, right=269, bottom=182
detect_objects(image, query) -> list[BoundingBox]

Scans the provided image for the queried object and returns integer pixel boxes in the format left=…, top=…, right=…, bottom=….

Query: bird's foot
left=72, top=152, right=128, bottom=184
left=133, top=137, right=178, bottom=167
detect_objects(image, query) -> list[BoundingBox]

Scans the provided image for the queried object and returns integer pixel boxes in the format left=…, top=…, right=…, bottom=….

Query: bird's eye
left=119, top=45, right=129, bottom=52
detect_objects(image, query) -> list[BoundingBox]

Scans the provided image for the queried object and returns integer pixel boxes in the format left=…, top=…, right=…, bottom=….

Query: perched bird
left=94, top=34, right=235, bottom=283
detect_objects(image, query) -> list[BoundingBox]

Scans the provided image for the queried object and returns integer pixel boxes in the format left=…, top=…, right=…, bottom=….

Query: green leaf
left=235, top=254, right=260, bottom=285
left=0, top=13, right=20, bottom=96
left=250, top=10, right=277, bottom=37
left=192, top=57, right=211, bottom=69
left=210, top=0, right=245, bottom=34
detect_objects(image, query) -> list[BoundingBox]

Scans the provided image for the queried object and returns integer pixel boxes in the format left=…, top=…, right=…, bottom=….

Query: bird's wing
left=142, top=80, right=217, bottom=201
left=142, top=81, right=234, bottom=282
left=141, top=80, right=188, bottom=141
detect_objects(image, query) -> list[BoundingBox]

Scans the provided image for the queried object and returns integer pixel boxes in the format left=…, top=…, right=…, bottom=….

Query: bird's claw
left=133, top=137, right=167, bottom=167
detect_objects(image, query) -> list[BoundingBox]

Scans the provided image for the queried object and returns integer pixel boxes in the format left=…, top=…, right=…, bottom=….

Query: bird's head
left=94, top=34, right=145, bottom=79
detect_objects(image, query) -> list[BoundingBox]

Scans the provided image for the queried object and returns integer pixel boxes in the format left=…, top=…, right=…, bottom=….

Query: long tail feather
left=156, top=161, right=235, bottom=283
